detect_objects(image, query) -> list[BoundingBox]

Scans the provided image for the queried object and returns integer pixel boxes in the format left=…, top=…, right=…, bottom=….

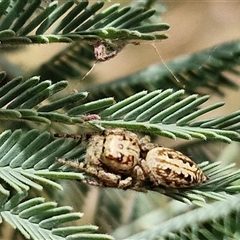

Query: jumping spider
left=56, top=128, right=208, bottom=191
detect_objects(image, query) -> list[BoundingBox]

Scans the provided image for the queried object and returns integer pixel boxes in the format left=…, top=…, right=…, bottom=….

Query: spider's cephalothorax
left=56, top=128, right=208, bottom=190
left=90, top=128, right=140, bottom=173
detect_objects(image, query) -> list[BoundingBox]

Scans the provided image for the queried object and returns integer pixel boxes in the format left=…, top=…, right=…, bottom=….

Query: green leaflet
left=1, top=1, right=240, bottom=239
left=96, top=89, right=240, bottom=142
left=124, top=195, right=240, bottom=240
left=0, top=73, right=240, bottom=143
left=0, top=193, right=113, bottom=240
left=0, top=130, right=84, bottom=192
left=0, top=0, right=169, bottom=44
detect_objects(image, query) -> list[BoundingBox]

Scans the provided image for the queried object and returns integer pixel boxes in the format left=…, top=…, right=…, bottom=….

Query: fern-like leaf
left=0, top=74, right=79, bottom=124
left=0, top=0, right=169, bottom=45
left=0, top=73, right=115, bottom=125
left=1, top=74, right=240, bottom=143
left=85, top=89, right=240, bottom=142
left=0, top=130, right=84, bottom=193
left=124, top=194, right=240, bottom=240
left=1, top=192, right=113, bottom=240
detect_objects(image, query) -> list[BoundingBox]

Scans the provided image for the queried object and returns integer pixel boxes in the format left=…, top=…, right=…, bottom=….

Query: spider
left=56, top=128, right=208, bottom=190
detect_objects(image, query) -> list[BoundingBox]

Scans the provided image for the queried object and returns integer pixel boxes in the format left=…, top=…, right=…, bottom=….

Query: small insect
left=81, top=114, right=101, bottom=122
left=93, top=40, right=125, bottom=62
left=56, top=128, right=208, bottom=190
left=74, top=40, right=126, bottom=84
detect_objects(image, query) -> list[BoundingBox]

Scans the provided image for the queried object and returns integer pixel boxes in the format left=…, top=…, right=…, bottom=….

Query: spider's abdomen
left=145, top=147, right=208, bottom=188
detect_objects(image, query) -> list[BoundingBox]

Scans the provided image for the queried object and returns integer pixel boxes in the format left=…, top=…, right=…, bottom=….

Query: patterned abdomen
left=145, top=147, right=208, bottom=188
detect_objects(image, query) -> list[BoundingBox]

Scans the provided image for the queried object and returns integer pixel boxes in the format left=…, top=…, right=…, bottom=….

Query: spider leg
left=83, top=168, right=133, bottom=189
left=139, top=136, right=157, bottom=151
left=54, top=133, right=89, bottom=141
left=118, top=177, right=133, bottom=189
left=57, top=158, right=126, bottom=188
left=81, top=177, right=105, bottom=187
left=57, top=158, right=104, bottom=186
left=57, top=158, right=88, bottom=170
left=82, top=176, right=133, bottom=190
left=138, top=159, right=151, bottom=176
left=94, top=168, right=134, bottom=189
left=96, top=169, right=121, bottom=187
left=129, top=158, right=153, bottom=191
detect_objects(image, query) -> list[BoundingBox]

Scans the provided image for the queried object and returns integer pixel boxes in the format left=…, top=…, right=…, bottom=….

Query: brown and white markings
left=145, top=147, right=208, bottom=188
left=57, top=128, right=146, bottom=190
left=56, top=128, right=208, bottom=190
